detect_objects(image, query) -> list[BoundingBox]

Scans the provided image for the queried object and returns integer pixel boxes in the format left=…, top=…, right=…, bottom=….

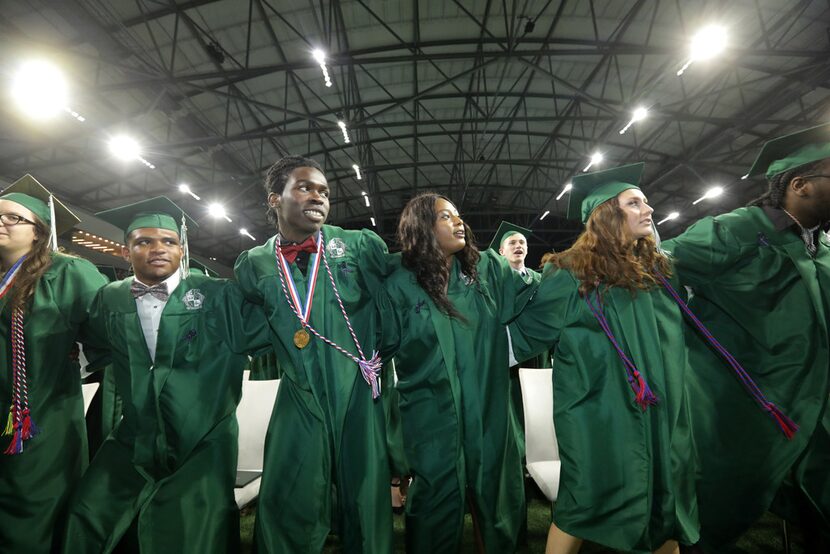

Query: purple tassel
left=631, top=370, right=659, bottom=411
left=4, top=426, right=22, bottom=455
left=358, top=351, right=382, bottom=399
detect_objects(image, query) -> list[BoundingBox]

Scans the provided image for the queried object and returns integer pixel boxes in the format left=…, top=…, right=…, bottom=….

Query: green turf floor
left=239, top=492, right=807, bottom=553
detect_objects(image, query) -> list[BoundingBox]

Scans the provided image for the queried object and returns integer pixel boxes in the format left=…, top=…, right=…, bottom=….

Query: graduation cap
left=568, top=163, right=645, bottom=224
left=0, top=174, right=81, bottom=250
left=488, top=221, right=531, bottom=251
left=96, top=196, right=198, bottom=278
left=747, top=123, right=830, bottom=180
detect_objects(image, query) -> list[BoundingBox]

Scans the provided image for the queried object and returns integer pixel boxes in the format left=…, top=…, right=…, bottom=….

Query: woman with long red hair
left=510, top=163, right=697, bottom=554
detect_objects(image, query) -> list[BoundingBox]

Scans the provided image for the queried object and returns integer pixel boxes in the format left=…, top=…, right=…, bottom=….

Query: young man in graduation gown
left=234, top=155, right=394, bottom=553
left=0, top=175, right=107, bottom=554
left=662, top=124, right=830, bottom=550
left=62, top=197, right=267, bottom=554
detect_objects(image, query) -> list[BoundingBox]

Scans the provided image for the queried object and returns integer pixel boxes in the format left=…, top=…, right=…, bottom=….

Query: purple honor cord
left=275, top=231, right=381, bottom=398
left=654, top=272, right=797, bottom=439
left=585, top=291, right=658, bottom=411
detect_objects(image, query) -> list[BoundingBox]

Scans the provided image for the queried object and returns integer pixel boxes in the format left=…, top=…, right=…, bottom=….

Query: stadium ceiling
left=1, top=0, right=829, bottom=267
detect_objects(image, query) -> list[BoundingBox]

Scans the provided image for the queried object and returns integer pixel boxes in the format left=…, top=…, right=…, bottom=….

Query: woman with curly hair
left=508, top=163, right=698, bottom=554
left=0, top=175, right=107, bottom=553
left=378, top=193, right=535, bottom=553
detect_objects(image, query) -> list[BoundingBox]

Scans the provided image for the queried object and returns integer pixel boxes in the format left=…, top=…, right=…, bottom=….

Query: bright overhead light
left=178, top=183, right=201, bottom=200
left=312, top=49, right=332, bottom=87
left=692, top=186, right=724, bottom=205
left=555, top=183, right=573, bottom=201
left=338, top=120, right=350, bottom=144
left=11, top=60, right=68, bottom=120
left=361, top=191, right=370, bottom=207
left=539, top=210, right=550, bottom=221
left=352, top=164, right=362, bottom=180
left=370, top=217, right=376, bottom=227
left=677, top=24, right=728, bottom=76
left=239, top=228, right=255, bottom=240
left=108, top=134, right=141, bottom=161
left=620, top=106, right=649, bottom=134
left=657, top=211, right=680, bottom=225
left=583, top=152, right=603, bottom=172
left=208, top=202, right=232, bottom=222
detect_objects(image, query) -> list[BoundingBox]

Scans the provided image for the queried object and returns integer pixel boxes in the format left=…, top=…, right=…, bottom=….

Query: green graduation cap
left=568, top=162, right=645, bottom=224
left=747, top=123, right=830, bottom=180
left=95, top=196, right=198, bottom=242
left=96, top=196, right=198, bottom=277
left=488, top=221, right=531, bottom=251
left=0, top=174, right=81, bottom=245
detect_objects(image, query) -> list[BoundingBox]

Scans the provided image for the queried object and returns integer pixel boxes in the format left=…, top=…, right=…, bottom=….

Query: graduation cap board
left=95, top=196, right=198, bottom=278
left=747, top=123, right=830, bottom=180
left=568, top=163, right=645, bottom=224
left=488, top=221, right=531, bottom=251
left=0, top=174, right=81, bottom=250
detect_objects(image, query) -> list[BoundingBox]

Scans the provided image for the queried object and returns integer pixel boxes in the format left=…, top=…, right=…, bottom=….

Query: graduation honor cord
left=1, top=255, right=40, bottom=455
left=655, top=272, right=798, bottom=439
left=275, top=230, right=382, bottom=398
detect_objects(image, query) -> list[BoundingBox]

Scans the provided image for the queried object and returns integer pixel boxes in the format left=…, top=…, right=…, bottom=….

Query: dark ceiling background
left=1, top=0, right=829, bottom=269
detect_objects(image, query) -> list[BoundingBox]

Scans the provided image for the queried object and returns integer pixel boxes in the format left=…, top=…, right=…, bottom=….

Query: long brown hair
left=7, top=217, right=54, bottom=312
left=398, top=193, right=480, bottom=319
left=542, top=197, right=671, bottom=296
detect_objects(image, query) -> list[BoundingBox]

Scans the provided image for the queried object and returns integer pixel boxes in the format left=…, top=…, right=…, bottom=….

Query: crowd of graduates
left=0, top=123, right=828, bottom=554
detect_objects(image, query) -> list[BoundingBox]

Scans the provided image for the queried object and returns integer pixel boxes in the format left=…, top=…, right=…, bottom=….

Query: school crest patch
left=327, top=238, right=347, bottom=258
left=182, top=288, right=205, bottom=310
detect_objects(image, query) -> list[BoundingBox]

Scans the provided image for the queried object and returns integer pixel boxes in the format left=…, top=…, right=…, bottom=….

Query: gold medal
left=293, top=329, right=311, bottom=349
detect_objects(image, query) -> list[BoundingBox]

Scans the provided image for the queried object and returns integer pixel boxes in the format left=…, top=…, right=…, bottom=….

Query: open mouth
left=303, top=209, right=326, bottom=222
left=453, top=230, right=465, bottom=239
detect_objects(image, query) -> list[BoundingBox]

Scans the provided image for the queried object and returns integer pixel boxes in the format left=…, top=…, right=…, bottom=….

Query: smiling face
left=123, top=227, right=183, bottom=285
left=617, top=188, right=654, bottom=240
left=0, top=199, right=39, bottom=259
left=499, top=232, right=527, bottom=270
left=433, top=198, right=466, bottom=258
left=269, top=166, right=330, bottom=242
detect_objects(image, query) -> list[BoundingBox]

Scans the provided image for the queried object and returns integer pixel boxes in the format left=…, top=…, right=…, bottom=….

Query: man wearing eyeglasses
left=663, top=124, right=830, bottom=552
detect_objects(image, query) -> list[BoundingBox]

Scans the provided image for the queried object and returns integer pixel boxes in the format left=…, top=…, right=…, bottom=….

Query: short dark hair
left=263, top=155, right=324, bottom=225
left=748, top=160, right=821, bottom=208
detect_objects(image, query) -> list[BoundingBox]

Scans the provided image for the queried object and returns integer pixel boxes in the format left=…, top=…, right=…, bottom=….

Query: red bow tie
left=279, top=236, right=317, bottom=264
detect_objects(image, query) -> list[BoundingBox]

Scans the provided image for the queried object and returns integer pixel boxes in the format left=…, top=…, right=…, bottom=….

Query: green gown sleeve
left=357, top=229, right=392, bottom=294
left=66, top=258, right=109, bottom=366
left=662, top=215, right=756, bottom=287
left=482, top=249, right=537, bottom=325
left=233, top=249, right=265, bottom=304
left=205, top=279, right=272, bottom=356
left=508, top=267, right=578, bottom=363
left=376, top=286, right=402, bottom=361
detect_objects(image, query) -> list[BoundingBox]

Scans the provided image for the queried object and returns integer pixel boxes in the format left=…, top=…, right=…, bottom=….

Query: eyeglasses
left=0, top=213, right=36, bottom=226
left=802, top=174, right=830, bottom=181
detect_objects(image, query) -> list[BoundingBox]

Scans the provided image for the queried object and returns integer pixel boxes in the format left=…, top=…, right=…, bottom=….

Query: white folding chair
left=81, top=382, right=99, bottom=416
left=519, top=367, right=561, bottom=501
left=234, top=370, right=280, bottom=508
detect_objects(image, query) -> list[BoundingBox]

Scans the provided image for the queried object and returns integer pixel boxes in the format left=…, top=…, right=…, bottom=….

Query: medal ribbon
left=1, top=255, right=40, bottom=455
left=274, top=231, right=382, bottom=398
left=276, top=231, right=322, bottom=324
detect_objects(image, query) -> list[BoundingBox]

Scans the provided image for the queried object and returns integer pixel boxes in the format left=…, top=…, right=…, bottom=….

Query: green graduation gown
left=234, top=225, right=393, bottom=553
left=378, top=249, right=534, bottom=554
left=61, top=272, right=263, bottom=554
left=662, top=206, right=830, bottom=549
left=0, top=254, right=106, bottom=554
left=508, top=268, right=699, bottom=553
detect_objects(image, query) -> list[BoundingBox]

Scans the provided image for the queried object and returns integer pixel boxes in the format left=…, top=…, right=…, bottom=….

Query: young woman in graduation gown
left=377, top=193, right=535, bottom=554
left=508, top=164, right=699, bottom=554
left=0, top=176, right=107, bottom=554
